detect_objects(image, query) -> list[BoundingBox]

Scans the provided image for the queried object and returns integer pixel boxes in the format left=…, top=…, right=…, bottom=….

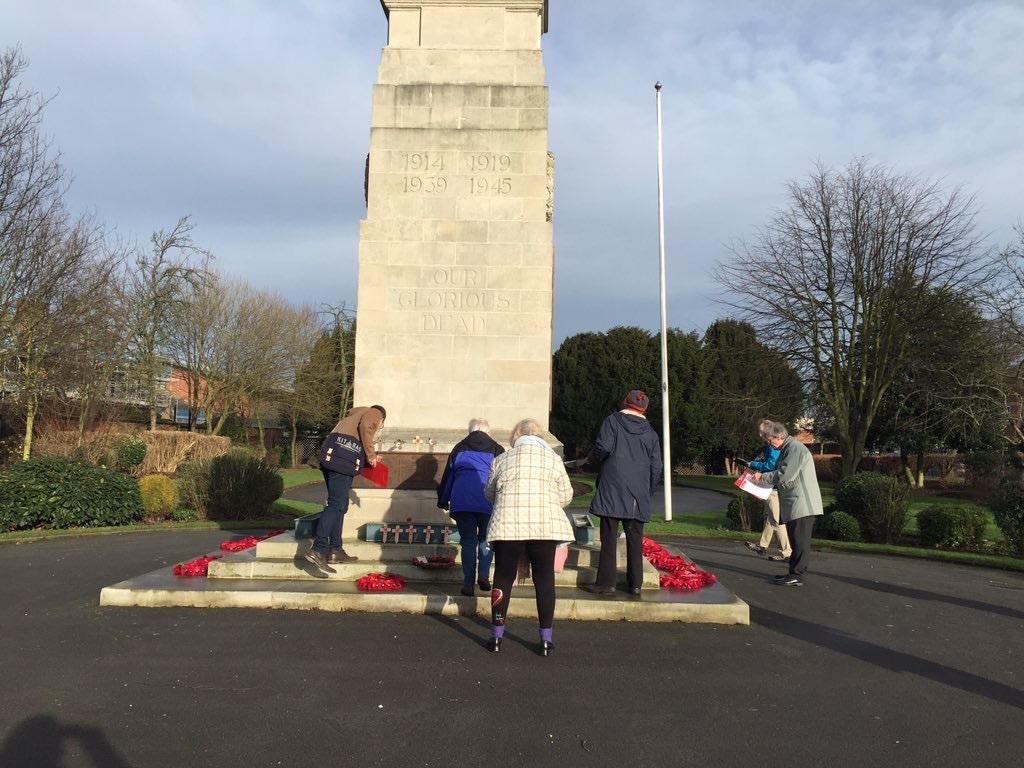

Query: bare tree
left=9, top=213, right=118, bottom=458
left=0, top=47, right=69, bottom=388
left=987, top=224, right=1024, bottom=462
left=127, top=216, right=211, bottom=431
left=715, top=158, right=989, bottom=477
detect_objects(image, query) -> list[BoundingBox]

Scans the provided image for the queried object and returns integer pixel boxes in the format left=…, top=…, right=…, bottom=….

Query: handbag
left=319, top=432, right=365, bottom=475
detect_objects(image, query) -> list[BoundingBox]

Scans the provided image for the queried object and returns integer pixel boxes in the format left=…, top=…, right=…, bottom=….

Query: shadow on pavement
left=751, top=606, right=1024, bottom=710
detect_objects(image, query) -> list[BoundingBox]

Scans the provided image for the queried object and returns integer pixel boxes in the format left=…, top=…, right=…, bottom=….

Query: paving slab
left=2, top=529, right=1022, bottom=768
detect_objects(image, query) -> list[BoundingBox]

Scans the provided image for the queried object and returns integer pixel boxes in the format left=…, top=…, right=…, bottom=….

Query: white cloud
left=6, top=0, right=1022, bottom=345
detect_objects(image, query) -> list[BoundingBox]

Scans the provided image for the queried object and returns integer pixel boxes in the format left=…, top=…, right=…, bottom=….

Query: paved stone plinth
left=100, top=536, right=749, bottom=624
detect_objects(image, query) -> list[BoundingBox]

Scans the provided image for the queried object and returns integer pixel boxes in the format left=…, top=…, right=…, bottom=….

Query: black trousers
left=784, top=516, right=815, bottom=576
left=595, top=516, right=645, bottom=591
left=490, top=540, right=558, bottom=630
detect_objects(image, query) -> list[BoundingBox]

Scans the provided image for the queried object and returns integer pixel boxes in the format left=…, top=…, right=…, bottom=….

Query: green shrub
left=177, top=458, right=212, bottom=518
left=114, top=435, right=147, bottom=472
left=138, top=474, right=180, bottom=520
left=834, top=472, right=909, bottom=544
left=817, top=510, right=861, bottom=541
left=915, top=504, right=987, bottom=549
left=964, top=451, right=1005, bottom=490
left=178, top=450, right=283, bottom=521
left=0, top=456, right=142, bottom=530
left=726, top=495, right=765, bottom=532
left=989, top=481, right=1024, bottom=555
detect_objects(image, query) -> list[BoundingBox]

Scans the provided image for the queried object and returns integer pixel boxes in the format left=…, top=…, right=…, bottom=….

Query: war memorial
left=100, top=0, right=748, bottom=625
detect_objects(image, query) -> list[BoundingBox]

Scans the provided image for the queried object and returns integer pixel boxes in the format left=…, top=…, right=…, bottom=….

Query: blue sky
left=6, top=0, right=1023, bottom=345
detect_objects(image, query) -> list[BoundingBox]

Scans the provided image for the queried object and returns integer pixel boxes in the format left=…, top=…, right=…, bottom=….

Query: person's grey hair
left=509, top=418, right=542, bottom=445
left=764, top=421, right=789, bottom=440
left=758, top=418, right=773, bottom=435
left=468, top=417, right=490, bottom=433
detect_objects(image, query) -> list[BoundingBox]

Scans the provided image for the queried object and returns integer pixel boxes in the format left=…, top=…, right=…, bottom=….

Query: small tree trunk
left=900, top=452, right=914, bottom=485
left=290, top=413, right=299, bottom=469
left=255, top=417, right=267, bottom=460
left=21, top=392, right=38, bottom=461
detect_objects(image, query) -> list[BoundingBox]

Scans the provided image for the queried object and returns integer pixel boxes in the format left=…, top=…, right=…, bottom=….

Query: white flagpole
left=655, top=82, right=673, bottom=522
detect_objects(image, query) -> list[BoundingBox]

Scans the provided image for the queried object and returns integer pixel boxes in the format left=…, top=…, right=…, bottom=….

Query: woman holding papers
left=753, top=421, right=824, bottom=586
left=743, top=419, right=791, bottom=562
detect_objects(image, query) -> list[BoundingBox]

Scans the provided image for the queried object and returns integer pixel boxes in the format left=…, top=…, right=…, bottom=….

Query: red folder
left=361, top=462, right=390, bottom=488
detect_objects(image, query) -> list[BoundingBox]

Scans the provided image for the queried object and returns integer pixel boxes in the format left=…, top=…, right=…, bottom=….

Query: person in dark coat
left=583, top=390, right=663, bottom=596
left=437, top=418, right=505, bottom=596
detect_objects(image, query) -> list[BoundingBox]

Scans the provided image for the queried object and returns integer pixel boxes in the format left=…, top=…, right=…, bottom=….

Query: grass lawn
left=3, top=466, right=1020, bottom=571
left=652, top=474, right=1022, bottom=572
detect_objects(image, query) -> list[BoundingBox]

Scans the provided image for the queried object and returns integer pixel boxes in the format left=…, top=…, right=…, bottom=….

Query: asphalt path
left=1, top=498, right=1021, bottom=767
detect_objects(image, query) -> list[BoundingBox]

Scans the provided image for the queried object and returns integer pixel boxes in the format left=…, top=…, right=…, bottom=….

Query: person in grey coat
left=753, top=421, right=824, bottom=586
left=583, top=390, right=663, bottom=596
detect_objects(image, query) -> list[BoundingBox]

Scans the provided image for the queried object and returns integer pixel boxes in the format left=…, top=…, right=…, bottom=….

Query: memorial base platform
left=100, top=529, right=749, bottom=624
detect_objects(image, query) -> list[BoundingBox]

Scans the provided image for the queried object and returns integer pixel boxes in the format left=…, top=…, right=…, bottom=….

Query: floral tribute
left=411, top=555, right=456, bottom=569
left=218, top=530, right=286, bottom=552
left=642, top=538, right=717, bottom=590
left=356, top=573, right=406, bottom=591
left=173, top=530, right=286, bottom=576
left=173, top=555, right=222, bottom=577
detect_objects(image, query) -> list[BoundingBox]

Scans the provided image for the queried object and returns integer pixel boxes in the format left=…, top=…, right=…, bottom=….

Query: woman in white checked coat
left=483, top=418, right=574, bottom=656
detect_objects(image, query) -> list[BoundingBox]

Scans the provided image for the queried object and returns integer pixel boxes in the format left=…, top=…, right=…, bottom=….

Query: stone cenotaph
left=348, top=0, right=557, bottom=525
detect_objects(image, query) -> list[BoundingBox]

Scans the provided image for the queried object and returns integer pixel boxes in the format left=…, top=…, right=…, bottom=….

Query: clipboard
left=734, top=471, right=773, bottom=500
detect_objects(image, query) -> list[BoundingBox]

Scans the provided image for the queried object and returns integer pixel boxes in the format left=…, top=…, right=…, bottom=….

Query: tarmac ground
left=1, top=490, right=1021, bottom=768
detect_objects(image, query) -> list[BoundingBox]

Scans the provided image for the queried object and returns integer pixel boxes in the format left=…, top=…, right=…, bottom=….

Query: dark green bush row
left=178, top=449, right=283, bottom=521
left=916, top=504, right=988, bottom=549
left=834, top=472, right=909, bottom=544
left=990, top=482, right=1024, bottom=554
left=0, top=457, right=143, bottom=530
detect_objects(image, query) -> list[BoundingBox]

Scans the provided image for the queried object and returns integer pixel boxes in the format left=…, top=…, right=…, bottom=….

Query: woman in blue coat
left=437, top=418, right=505, bottom=596
left=583, top=391, right=663, bottom=596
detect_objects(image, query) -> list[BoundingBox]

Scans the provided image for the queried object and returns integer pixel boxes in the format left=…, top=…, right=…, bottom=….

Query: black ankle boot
left=486, top=636, right=502, bottom=653
left=538, top=640, right=554, bottom=657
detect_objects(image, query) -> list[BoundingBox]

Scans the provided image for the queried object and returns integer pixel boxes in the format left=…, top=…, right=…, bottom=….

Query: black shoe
left=628, top=587, right=641, bottom=596
left=486, top=637, right=502, bottom=653
left=775, top=575, right=803, bottom=586
left=327, top=548, right=358, bottom=564
left=478, top=578, right=491, bottom=591
left=303, top=548, right=336, bottom=574
left=460, top=585, right=475, bottom=597
left=582, top=583, right=616, bottom=596
left=772, top=573, right=791, bottom=581
left=539, top=640, right=554, bottom=657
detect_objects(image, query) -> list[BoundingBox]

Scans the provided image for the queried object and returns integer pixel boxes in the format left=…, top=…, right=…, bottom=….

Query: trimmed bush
left=115, top=435, right=147, bottom=472
left=989, top=481, right=1024, bottom=555
left=139, top=474, right=180, bottom=520
left=915, top=504, right=987, bottom=549
left=177, top=458, right=212, bottom=518
left=834, top=472, right=909, bottom=544
left=0, top=456, right=143, bottom=530
left=178, top=450, right=283, bottom=520
left=817, top=510, right=861, bottom=541
left=726, top=494, right=765, bottom=532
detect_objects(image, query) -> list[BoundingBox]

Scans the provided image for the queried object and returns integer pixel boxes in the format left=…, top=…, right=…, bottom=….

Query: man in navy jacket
left=583, top=390, right=663, bottom=596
